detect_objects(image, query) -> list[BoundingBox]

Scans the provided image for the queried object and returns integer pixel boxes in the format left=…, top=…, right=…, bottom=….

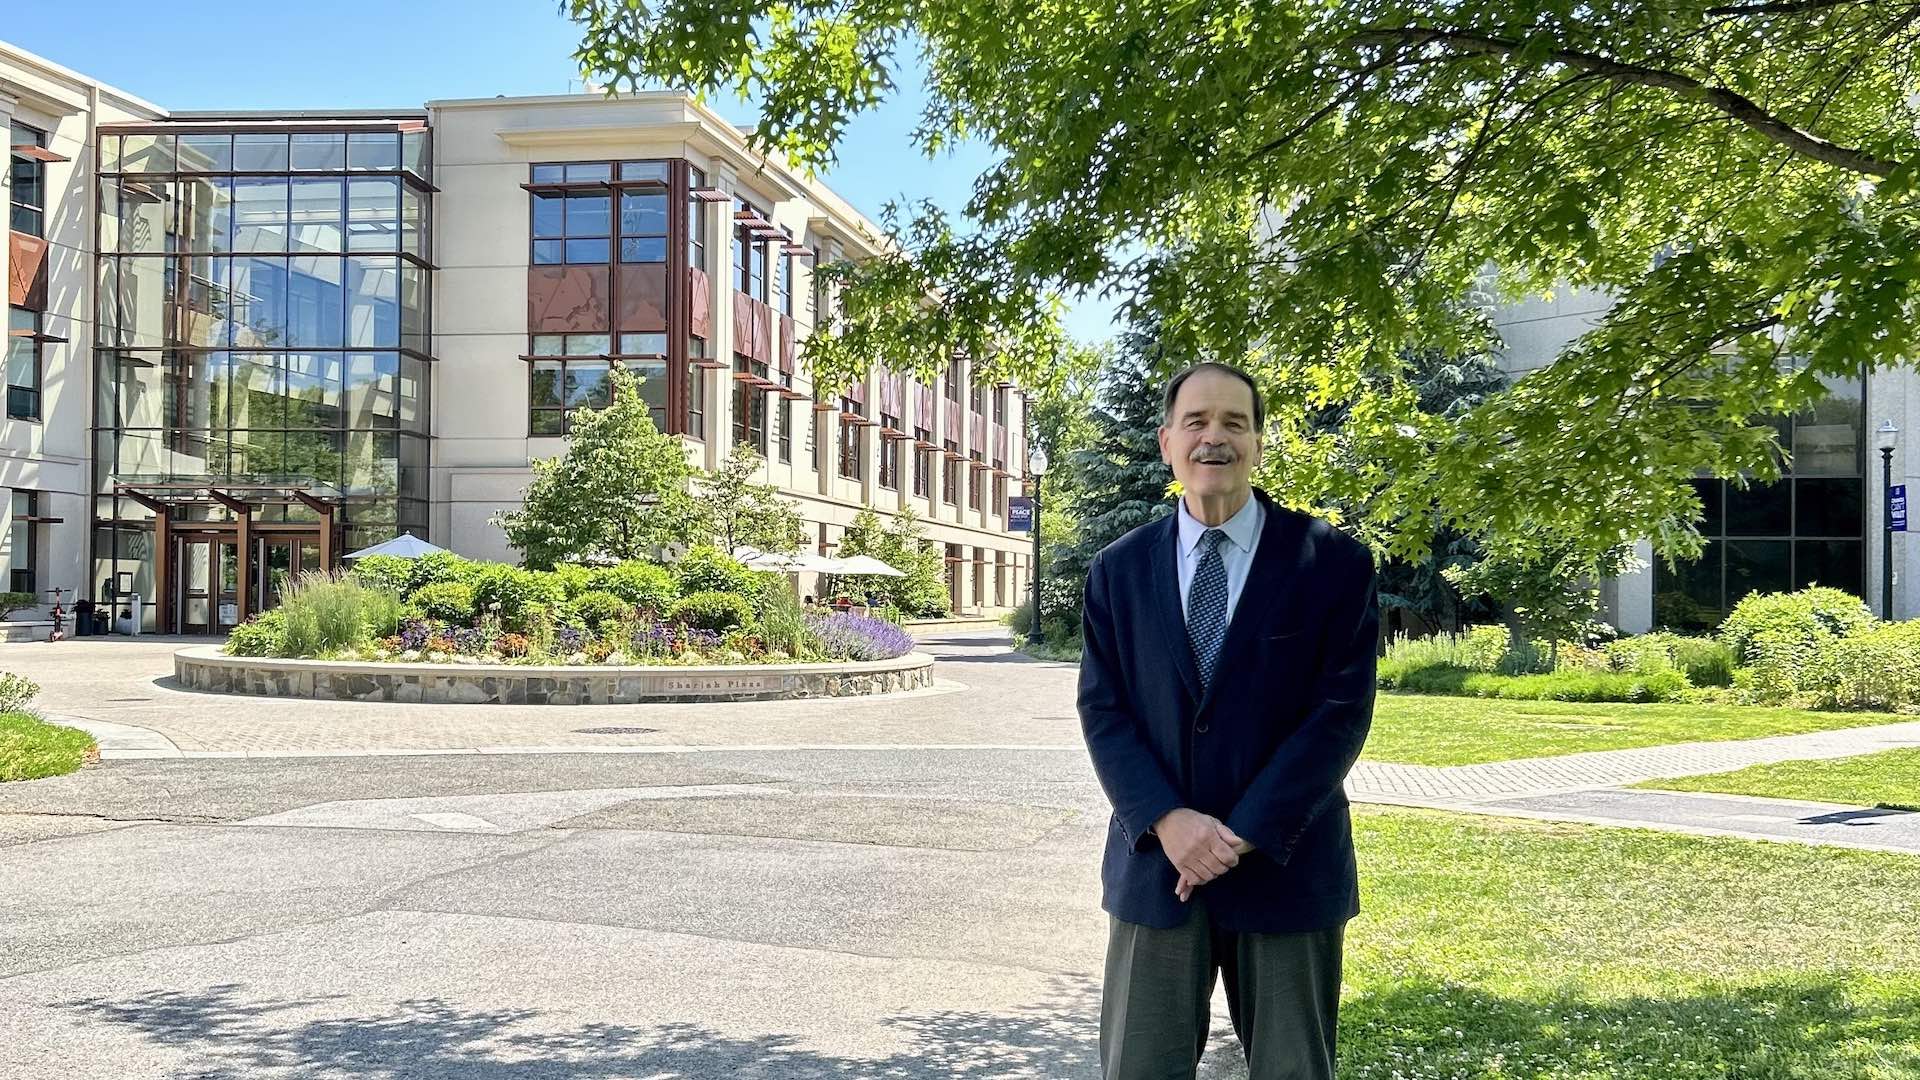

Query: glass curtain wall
left=92, top=125, right=433, bottom=608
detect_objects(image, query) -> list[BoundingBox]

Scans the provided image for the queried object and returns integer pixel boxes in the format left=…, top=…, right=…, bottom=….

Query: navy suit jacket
left=1078, top=488, right=1379, bottom=932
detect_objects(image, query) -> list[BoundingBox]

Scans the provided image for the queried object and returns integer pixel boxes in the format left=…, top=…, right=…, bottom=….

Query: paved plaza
left=3, top=631, right=1918, bottom=1077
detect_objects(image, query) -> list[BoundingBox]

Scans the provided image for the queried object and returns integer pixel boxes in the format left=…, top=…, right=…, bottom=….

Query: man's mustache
left=1190, top=446, right=1237, bottom=464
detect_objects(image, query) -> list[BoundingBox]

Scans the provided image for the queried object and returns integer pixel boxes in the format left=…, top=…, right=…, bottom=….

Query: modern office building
left=2, top=41, right=1034, bottom=634
left=1491, top=288, right=1910, bottom=630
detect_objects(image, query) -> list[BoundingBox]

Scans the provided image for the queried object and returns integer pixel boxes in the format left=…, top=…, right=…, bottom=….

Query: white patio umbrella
left=738, top=549, right=844, bottom=573
left=341, top=532, right=448, bottom=560
left=834, top=553, right=906, bottom=577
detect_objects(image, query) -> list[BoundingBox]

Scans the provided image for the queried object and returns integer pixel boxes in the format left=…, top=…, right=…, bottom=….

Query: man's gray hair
left=1161, top=362, right=1265, bottom=431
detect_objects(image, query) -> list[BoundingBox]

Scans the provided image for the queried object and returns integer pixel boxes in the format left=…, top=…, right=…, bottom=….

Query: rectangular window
left=878, top=413, right=902, bottom=489
left=943, top=440, right=960, bottom=505
left=687, top=336, right=707, bottom=440
left=733, top=354, right=768, bottom=453
left=619, top=189, right=669, bottom=263
left=993, top=462, right=1007, bottom=518
left=775, top=233, right=793, bottom=316
left=970, top=380, right=986, bottom=415
left=528, top=358, right=613, bottom=436
left=529, top=333, right=610, bottom=356
left=810, top=248, right=826, bottom=322
left=994, top=387, right=1008, bottom=424
left=9, top=490, right=38, bottom=595
left=7, top=308, right=41, bottom=421
left=839, top=397, right=865, bottom=481
left=945, top=361, right=963, bottom=403
left=732, top=198, right=769, bottom=300
left=912, top=427, right=932, bottom=497
left=969, top=451, right=984, bottom=508
left=530, top=178, right=611, bottom=265
left=777, top=372, right=794, bottom=463
left=688, top=167, right=708, bottom=272
left=10, top=122, right=47, bottom=236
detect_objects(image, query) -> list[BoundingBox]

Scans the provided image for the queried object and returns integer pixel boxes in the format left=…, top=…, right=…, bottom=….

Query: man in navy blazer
left=1079, top=362, right=1379, bottom=1079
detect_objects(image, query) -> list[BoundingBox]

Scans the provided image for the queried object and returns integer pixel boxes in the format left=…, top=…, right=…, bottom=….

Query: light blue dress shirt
left=1176, top=494, right=1265, bottom=623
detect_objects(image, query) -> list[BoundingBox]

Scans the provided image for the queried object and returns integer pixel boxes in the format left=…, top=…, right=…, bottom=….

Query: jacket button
left=1195, top=722, right=1210, bottom=734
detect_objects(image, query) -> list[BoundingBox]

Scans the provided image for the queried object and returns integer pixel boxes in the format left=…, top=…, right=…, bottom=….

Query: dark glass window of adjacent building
left=992, top=460, right=1007, bottom=518
left=531, top=188, right=610, bottom=265
left=687, top=167, right=708, bottom=271
left=943, top=440, right=961, bottom=505
left=10, top=122, right=47, bottom=236
left=733, top=355, right=769, bottom=454
left=993, top=387, right=1008, bottom=425
left=528, top=333, right=612, bottom=437
left=878, top=414, right=902, bottom=490
left=9, top=490, right=39, bottom=594
left=838, top=397, right=865, bottom=480
left=7, top=308, right=41, bottom=420
left=686, top=337, right=708, bottom=440
left=969, top=450, right=984, bottom=508
left=1653, top=369, right=1866, bottom=632
left=774, top=231, right=793, bottom=316
left=912, top=427, right=932, bottom=497
left=776, top=372, right=794, bottom=463
left=619, top=188, right=668, bottom=264
left=945, top=361, right=963, bottom=404
left=733, top=198, right=768, bottom=300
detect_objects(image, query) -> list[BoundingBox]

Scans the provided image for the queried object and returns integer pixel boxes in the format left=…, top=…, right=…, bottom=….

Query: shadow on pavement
left=60, top=979, right=1104, bottom=1078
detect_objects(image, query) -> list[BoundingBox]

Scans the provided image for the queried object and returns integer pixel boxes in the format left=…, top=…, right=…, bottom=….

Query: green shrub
left=589, top=561, right=677, bottom=612
left=566, top=590, right=632, bottom=630
left=1671, top=636, right=1736, bottom=687
left=277, top=571, right=399, bottom=657
left=466, top=563, right=565, bottom=631
left=1601, top=631, right=1735, bottom=687
left=1392, top=664, right=1691, bottom=703
left=0, top=592, right=36, bottom=620
left=0, top=673, right=40, bottom=712
left=670, top=590, right=757, bottom=633
left=1808, top=620, right=1920, bottom=710
left=673, top=545, right=759, bottom=598
left=225, top=610, right=289, bottom=657
left=1719, top=586, right=1873, bottom=665
left=1461, top=625, right=1510, bottom=672
left=347, top=554, right=415, bottom=597
left=551, top=564, right=594, bottom=599
left=408, top=581, right=478, bottom=624
left=755, top=579, right=816, bottom=658
left=1735, top=627, right=1816, bottom=703
left=1495, top=639, right=1551, bottom=675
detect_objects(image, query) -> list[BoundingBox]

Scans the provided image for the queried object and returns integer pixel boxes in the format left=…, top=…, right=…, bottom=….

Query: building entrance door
left=255, top=537, right=323, bottom=612
left=171, top=534, right=243, bottom=635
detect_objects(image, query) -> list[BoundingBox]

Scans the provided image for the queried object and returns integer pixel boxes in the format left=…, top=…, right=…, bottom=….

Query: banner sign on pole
left=1008, top=496, right=1035, bottom=533
left=1892, top=484, right=1907, bottom=532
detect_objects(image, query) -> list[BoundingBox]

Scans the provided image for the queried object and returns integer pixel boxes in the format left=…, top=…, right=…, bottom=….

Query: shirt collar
left=1177, top=492, right=1264, bottom=557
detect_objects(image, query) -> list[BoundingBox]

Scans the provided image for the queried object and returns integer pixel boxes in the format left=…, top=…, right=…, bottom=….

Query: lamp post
left=1028, top=447, right=1050, bottom=647
left=1877, top=419, right=1899, bottom=619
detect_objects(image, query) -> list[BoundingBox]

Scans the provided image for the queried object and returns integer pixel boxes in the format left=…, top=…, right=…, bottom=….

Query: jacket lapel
left=1150, top=515, right=1206, bottom=706
left=1197, top=490, right=1309, bottom=715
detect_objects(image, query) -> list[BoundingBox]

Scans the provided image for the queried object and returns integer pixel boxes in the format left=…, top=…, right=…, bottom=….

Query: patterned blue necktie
left=1187, top=529, right=1231, bottom=692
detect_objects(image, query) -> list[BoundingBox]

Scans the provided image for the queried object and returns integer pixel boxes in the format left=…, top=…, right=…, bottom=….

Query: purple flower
left=807, top=613, right=914, bottom=661
left=555, top=625, right=586, bottom=655
left=398, top=618, right=435, bottom=651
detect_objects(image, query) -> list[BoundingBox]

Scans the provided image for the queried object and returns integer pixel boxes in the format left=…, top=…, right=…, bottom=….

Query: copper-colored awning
left=689, top=187, right=732, bottom=203
left=7, top=329, right=68, bottom=343
left=11, top=144, right=69, bottom=163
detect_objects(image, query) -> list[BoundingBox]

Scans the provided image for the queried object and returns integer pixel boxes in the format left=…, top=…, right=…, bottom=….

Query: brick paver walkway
left=1345, top=718, right=1920, bottom=805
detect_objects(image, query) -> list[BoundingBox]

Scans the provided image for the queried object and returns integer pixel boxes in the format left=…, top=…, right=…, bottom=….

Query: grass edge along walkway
left=1629, top=746, right=1920, bottom=812
left=0, top=712, right=98, bottom=782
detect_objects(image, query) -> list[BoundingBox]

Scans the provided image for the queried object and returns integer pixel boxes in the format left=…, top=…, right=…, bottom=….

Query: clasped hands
left=1153, top=807, right=1255, bottom=902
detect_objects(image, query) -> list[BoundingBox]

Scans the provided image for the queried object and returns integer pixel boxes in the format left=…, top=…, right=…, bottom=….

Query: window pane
left=1725, top=478, right=1790, bottom=536
left=531, top=164, right=565, bottom=184
left=531, top=193, right=565, bottom=238
left=620, top=161, right=670, bottom=182
left=530, top=362, right=564, bottom=408
left=1795, top=477, right=1863, bottom=537
left=401, top=264, right=428, bottom=356
left=531, top=334, right=564, bottom=355
left=232, top=133, right=289, bottom=172
left=402, top=131, right=429, bottom=176
left=563, top=237, right=609, bottom=263
left=1793, top=385, right=1863, bottom=476
left=120, top=180, right=177, bottom=254
left=1727, top=539, right=1791, bottom=606
left=345, top=256, right=400, bottom=348
left=286, top=256, right=345, bottom=347
left=566, top=194, right=610, bottom=237
left=563, top=334, right=610, bottom=356
left=231, top=177, right=290, bottom=252
left=347, top=133, right=400, bottom=170
left=1690, top=477, right=1723, bottom=536
left=346, top=352, right=400, bottom=428
left=531, top=408, right=565, bottom=435
left=618, top=333, right=667, bottom=355
left=229, top=257, right=289, bottom=347
left=565, top=163, right=611, bottom=182
left=291, top=133, right=347, bottom=171
left=565, top=364, right=610, bottom=407
left=1796, top=539, right=1863, bottom=594
left=178, top=176, right=232, bottom=253
left=283, top=353, right=343, bottom=427
left=290, top=178, right=345, bottom=253
left=620, top=237, right=667, bottom=263
left=620, top=192, right=667, bottom=235
left=401, top=185, right=425, bottom=257
left=229, top=353, right=285, bottom=428
left=120, top=133, right=176, bottom=173
left=627, top=359, right=668, bottom=418
left=531, top=239, right=562, bottom=265
left=179, top=256, right=231, bottom=347
left=178, top=133, right=232, bottom=172
left=347, top=178, right=400, bottom=252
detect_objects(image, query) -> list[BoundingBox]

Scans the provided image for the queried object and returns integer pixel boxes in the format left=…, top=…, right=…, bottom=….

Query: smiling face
left=1158, top=367, right=1261, bottom=508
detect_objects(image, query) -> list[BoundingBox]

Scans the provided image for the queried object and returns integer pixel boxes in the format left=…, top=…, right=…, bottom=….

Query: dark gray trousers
left=1100, top=904, right=1343, bottom=1080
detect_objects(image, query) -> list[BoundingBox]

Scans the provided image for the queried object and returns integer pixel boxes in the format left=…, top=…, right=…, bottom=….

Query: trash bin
left=73, top=600, right=94, bottom=637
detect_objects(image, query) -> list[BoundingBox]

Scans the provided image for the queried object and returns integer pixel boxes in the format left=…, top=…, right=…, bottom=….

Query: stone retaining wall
left=174, top=647, right=934, bottom=705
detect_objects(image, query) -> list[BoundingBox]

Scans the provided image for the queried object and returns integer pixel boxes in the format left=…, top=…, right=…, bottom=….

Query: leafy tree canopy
left=569, top=0, right=1920, bottom=573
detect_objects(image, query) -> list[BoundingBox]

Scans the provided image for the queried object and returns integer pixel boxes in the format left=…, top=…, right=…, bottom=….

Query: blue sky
left=5, top=2, right=1120, bottom=344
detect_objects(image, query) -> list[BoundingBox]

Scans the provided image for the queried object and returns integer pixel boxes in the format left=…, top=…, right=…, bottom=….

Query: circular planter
left=174, top=646, right=934, bottom=705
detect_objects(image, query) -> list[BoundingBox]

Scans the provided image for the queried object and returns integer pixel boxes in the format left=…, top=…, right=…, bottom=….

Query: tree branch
left=1704, top=0, right=1863, bottom=15
left=1346, top=26, right=1906, bottom=177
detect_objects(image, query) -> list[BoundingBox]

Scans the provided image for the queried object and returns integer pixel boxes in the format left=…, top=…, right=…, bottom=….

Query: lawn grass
left=1626, top=747, right=1920, bottom=811
left=0, top=712, right=97, bottom=782
left=1346, top=806, right=1920, bottom=1078
left=1363, top=692, right=1914, bottom=766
